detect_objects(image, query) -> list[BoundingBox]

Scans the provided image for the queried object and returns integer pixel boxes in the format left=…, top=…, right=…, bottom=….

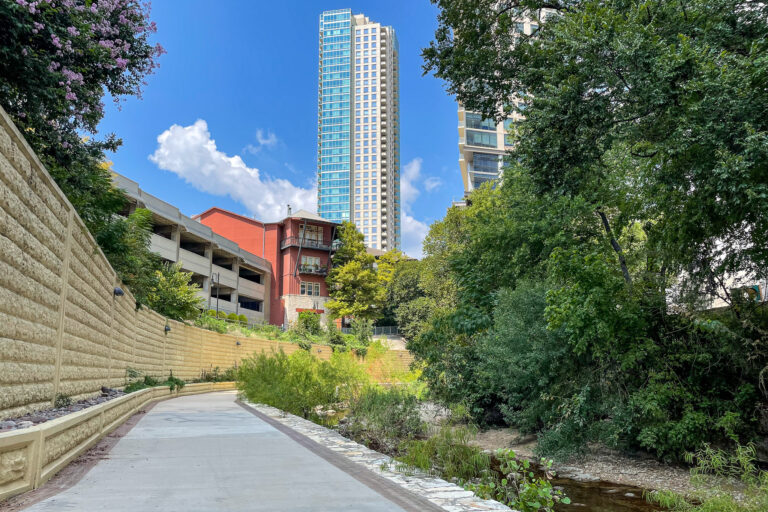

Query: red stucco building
left=194, top=207, right=340, bottom=327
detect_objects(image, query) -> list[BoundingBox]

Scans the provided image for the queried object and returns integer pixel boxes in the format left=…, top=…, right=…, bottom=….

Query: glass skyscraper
left=318, top=9, right=400, bottom=251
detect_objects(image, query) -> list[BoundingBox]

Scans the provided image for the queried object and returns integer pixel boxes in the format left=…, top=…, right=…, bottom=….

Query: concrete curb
left=239, top=400, right=513, bottom=512
left=0, top=382, right=236, bottom=503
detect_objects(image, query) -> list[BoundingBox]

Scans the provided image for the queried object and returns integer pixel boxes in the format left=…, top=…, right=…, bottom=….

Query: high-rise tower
left=317, top=9, right=400, bottom=251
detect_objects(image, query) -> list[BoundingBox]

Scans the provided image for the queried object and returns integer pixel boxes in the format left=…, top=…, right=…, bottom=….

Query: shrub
left=396, top=425, right=491, bottom=482
left=466, top=451, right=570, bottom=512
left=194, top=315, right=228, bottom=334
left=340, top=386, right=424, bottom=454
left=164, top=370, right=185, bottom=392
left=238, top=314, right=248, bottom=325
left=297, top=311, right=322, bottom=336
left=237, top=349, right=368, bottom=419
left=326, top=321, right=347, bottom=351
left=227, top=312, right=238, bottom=322
left=217, top=310, right=228, bottom=319
left=207, top=309, right=217, bottom=317
left=54, top=394, right=71, bottom=409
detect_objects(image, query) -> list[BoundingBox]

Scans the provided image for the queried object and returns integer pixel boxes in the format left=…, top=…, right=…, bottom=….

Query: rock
left=28, top=415, right=47, bottom=423
left=0, top=420, right=16, bottom=430
left=16, top=421, right=34, bottom=429
left=624, top=492, right=636, bottom=498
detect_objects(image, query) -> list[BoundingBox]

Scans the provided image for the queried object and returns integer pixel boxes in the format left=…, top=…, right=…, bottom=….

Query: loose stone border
left=238, top=400, right=513, bottom=512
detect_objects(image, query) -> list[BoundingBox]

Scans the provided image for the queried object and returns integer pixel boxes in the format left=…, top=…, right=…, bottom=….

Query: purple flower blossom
left=67, top=26, right=80, bottom=36
left=51, top=34, right=62, bottom=49
left=115, top=57, right=128, bottom=69
left=65, top=91, right=77, bottom=101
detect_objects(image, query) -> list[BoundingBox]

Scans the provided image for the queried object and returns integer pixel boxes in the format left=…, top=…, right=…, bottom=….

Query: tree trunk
left=595, top=209, right=632, bottom=286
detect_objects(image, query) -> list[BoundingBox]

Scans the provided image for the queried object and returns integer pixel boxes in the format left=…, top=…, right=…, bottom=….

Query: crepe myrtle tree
left=0, top=0, right=165, bottom=234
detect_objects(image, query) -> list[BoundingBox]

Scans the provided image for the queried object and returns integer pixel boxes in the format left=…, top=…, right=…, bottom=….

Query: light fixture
left=113, top=287, right=124, bottom=297
left=236, top=341, right=241, bottom=346
left=164, top=325, right=171, bottom=333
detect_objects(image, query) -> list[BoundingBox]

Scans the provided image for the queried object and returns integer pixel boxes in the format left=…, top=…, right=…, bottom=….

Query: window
left=299, top=224, right=322, bottom=242
left=472, top=153, right=501, bottom=175
left=466, top=130, right=498, bottom=148
left=300, top=281, right=321, bottom=296
left=302, top=255, right=321, bottom=267
left=466, top=113, right=496, bottom=131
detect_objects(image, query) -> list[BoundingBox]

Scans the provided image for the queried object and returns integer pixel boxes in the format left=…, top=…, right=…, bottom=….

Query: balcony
left=149, top=233, right=177, bottom=261
left=280, top=236, right=332, bottom=251
left=298, top=264, right=330, bottom=276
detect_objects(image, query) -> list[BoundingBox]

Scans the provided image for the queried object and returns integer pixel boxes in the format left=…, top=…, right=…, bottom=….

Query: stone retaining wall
left=0, top=106, right=414, bottom=421
left=0, top=383, right=237, bottom=503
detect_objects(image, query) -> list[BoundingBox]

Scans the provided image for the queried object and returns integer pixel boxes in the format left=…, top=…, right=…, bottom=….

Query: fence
left=341, top=326, right=400, bottom=336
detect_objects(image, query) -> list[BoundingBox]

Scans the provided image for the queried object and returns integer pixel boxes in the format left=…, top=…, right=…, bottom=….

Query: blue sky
left=97, top=1, right=462, bottom=257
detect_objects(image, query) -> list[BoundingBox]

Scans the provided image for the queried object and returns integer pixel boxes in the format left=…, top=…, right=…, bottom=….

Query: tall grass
left=646, top=443, right=768, bottom=512
left=236, top=349, right=368, bottom=419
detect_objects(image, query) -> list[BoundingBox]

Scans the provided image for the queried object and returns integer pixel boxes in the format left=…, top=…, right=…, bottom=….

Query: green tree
left=326, top=222, right=384, bottom=320
left=146, top=262, right=203, bottom=321
left=414, top=0, right=768, bottom=460
left=0, top=0, right=164, bottom=292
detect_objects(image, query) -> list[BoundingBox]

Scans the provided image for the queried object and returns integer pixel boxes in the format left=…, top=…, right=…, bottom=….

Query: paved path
left=24, top=392, right=413, bottom=512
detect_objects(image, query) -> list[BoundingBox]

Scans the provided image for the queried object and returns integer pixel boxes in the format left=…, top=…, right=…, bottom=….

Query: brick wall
left=0, top=107, right=414, bottom=421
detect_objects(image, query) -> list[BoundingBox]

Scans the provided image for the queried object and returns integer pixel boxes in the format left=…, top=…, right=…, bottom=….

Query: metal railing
left=298, top=264, right=330, bottom=276
left=340, top=326, right=399, bottom=336
left=280, top=236, right=332, bottom=251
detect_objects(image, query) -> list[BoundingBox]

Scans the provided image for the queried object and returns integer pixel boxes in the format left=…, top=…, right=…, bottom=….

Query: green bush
left=396, top=425, right=491, bottom=482
left=227, top=312, right=238, bottom=322
left=194, top=315, right=228, bottom=334
left=466, top=451, right=570, bottom=512
left=163, top=370, right=185, bottom=392
left=237, top=349, right=368, bottom=419
left=297, top=311, right=322, bottom=336
left=207, top=309, right=217, bottom=317
left=124, top=374, right=160, bottom=393
left=54, top=394, right=71, bottom=409
left=340, top=386, right=424, bottom=454
left=326, top=321, right=347, bottom=351
left=238, top=314, right=248, bottom=325
left=217, top=310, right=228, bottom=319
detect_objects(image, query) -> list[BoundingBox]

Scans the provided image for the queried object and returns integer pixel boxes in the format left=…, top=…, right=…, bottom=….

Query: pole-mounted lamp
left=164, top=324, right=171, bottom=334
left=113, top=287, right=124, bottom=297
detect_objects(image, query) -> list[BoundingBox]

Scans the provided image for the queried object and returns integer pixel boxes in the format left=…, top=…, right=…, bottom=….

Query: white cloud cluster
left=149, top=120, right=315, bottom=222
left=399, top=158, right=431, bottom=259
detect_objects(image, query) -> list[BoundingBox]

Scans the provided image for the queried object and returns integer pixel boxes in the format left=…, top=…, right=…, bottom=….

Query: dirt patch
left=0, top=403, right=157, bottom=511
left=470, top=427, right=693, bottom=496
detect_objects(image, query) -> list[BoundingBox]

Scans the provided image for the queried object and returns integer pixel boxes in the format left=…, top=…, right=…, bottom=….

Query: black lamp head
left=113, top=287, right=124, bottom=297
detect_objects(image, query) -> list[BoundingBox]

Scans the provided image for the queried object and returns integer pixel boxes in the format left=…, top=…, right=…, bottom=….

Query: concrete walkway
left=24, top=392, right=411, bottom=512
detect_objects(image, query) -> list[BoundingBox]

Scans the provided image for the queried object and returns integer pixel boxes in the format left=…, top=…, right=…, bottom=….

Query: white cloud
left=243, top=128, right=279, bottom=154
left=424, top=176, right=442, bottom=192
left=149, top=119, right=315, bottom=222
left=401, top=212, right=429, bottom=259
left=398, top=157, right=430, bottom=259
left=401, top=157, right=422, bottom=211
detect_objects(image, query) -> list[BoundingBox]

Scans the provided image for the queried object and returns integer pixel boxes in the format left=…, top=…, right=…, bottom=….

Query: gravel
left=0, top=388, right=125, bottom=432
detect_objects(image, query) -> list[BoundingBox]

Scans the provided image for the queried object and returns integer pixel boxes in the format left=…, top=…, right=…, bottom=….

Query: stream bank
left=472, top=427, right=693, bottom=497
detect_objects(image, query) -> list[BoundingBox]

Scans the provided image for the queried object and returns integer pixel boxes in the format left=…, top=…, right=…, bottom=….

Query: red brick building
left=194, top=207, right=339, bottom=327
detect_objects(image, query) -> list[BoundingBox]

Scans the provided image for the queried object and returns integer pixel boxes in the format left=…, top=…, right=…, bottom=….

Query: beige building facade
left=457, top=11, right=550, bottom=194
left=113, top=173, right=272, bottom=324
left=318, top=9, right=401, bottom=251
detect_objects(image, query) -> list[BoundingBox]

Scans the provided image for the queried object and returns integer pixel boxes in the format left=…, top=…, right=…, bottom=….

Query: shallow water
left=552, top=477, right=663, bottom=512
